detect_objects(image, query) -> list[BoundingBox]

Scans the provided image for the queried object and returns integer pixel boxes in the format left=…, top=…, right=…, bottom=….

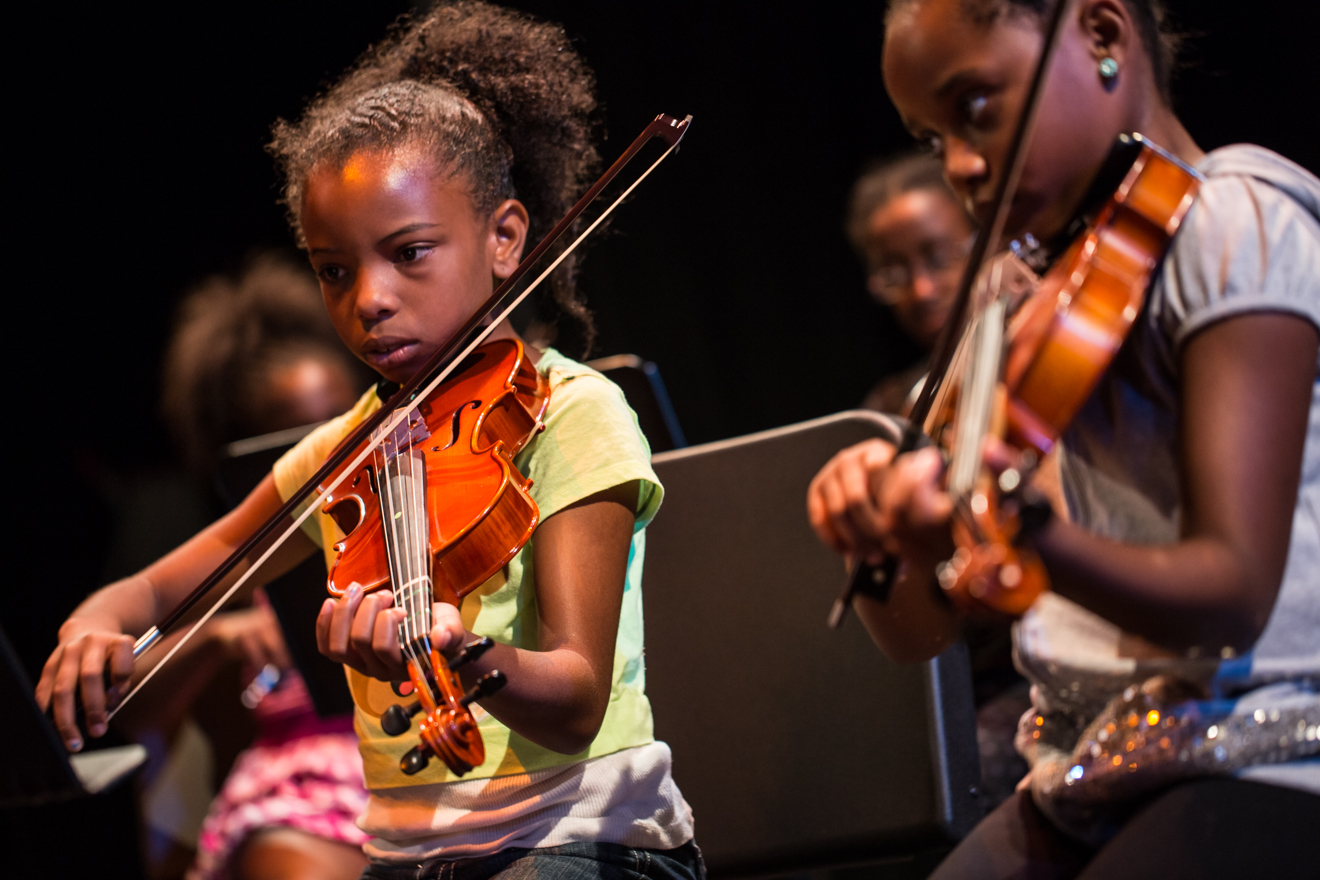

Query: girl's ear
left=489, top=199, right=530, bottom=281
left=1077, top=0, right=1135, bottom=68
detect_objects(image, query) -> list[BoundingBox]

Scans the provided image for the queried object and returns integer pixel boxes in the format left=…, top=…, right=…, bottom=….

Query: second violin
left=935, top=134, right=1202, bottom=615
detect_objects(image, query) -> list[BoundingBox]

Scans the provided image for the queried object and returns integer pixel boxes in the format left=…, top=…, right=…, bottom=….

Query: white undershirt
left=359, top=742, right=694, bottom=862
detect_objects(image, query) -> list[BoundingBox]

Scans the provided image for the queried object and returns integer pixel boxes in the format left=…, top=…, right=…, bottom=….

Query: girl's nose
left=353, top=271, right=398, bottom=324
left=909, top=271, right=939, bottom=303
left=943, top=138, right=988, bottom=200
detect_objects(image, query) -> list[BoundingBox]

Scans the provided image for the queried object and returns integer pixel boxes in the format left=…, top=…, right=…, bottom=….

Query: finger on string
left=351, top=592, right=398, bottom=679
left=351, top=591, right=393, bottom=652
left=372, top=607, right=404, bottom=670
left=430, top=603, right=464, bottom=657
left=327, top=585, right=365, bottom=658
left=316, top=598, right=335, bottom=657
left=876, top=452, right=929, bottom=539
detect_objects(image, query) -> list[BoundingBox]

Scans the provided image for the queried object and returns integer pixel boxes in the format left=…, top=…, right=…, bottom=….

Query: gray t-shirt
left=1014, top=144, right=1320, bottom=791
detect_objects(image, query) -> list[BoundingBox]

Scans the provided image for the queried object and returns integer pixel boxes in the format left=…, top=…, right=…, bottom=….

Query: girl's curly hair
left=268, top=1, right=602, bottom=356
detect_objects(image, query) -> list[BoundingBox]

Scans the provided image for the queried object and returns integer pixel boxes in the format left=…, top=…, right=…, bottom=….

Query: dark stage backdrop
left=12, top=0, right=1319, bottom=701
left=12, top=0, right=1319, bottom=660
left=20, top=2, right=1319, bottom=464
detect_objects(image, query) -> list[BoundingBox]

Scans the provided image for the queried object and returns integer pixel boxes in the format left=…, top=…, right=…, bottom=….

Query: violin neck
left=948, top=296, right=1009, bottom=502
left=374, top=412, right=435, bottom=658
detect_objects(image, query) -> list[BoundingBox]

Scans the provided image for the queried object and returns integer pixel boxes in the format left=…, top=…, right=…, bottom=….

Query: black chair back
left=644, top=411, right=981, bottom=876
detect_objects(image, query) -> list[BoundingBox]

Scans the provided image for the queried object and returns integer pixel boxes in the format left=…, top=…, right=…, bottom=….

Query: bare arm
left=318, top=481, right=639, bottom=754
left=808, top=312, right=1317, bottom=659
left=1032, top=313, right=1316, bottom=651
left=36, top=473, right=317, bottom=750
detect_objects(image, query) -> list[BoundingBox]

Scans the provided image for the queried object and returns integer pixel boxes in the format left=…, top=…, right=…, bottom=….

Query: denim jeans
left=360, top=840, right=705, bottom=880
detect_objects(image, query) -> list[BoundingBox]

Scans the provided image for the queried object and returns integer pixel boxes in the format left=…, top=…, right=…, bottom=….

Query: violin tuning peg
left=381, top=700, right=422, bottom=736
left=460, top=670, right=507, bottom=707
left=449, top=636, right=495, bottom=670
left=400, top=745, right=430, bottom=776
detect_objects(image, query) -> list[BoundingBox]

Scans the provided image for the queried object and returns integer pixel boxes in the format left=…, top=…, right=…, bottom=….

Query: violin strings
left=403, top=421, right=423, bottom=660
left=379, top=430, right=410, bottom=670
left=411, top=423, right=432, bottom=658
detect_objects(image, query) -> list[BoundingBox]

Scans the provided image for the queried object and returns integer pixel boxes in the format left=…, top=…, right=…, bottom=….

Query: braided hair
left=268, top=1, right=602, bottom=355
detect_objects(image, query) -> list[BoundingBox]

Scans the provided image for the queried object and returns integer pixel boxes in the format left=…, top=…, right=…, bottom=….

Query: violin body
left=317, top=338, right=549, bottom=776
left=1003, top=136, right=1202, bottom=455
left=941, top=135, right=1201, bottom=615
left=321, top=339, right=550, bottom=606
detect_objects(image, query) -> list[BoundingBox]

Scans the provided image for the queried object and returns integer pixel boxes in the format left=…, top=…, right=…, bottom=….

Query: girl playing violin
left=809, top=0, right=1318, bottom=875
left=37, top=3, right=698, bottom=878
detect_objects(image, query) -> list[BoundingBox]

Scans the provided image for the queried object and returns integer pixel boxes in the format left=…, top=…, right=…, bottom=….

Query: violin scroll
left=938, top=468, right=1050, bottom=617
left=388, top=638, right=508, bottom=777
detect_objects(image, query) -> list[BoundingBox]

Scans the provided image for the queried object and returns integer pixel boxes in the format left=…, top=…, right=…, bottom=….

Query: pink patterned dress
left=187, top=670, right=369, bottom=880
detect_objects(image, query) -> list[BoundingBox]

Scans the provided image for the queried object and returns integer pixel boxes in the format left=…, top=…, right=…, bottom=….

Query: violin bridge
left=377, top=409, right=433, bottom=463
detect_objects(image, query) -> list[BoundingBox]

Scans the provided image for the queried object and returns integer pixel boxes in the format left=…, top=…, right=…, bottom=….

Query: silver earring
left=1099, top=56, right=1119, bottom=80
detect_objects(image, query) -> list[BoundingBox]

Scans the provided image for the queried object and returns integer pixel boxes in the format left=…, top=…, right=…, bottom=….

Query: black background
left=12, top=0, right=1319, bottom=714
left=20, top=2, right=1317, bottom=468
left=5, top=0, right=1318, bottom=863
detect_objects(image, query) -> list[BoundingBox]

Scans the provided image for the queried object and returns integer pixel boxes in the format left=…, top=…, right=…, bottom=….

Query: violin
left=106, top=114, right=692, bottom=778
left=931, top=134, right=1202, bottom=615
left=317, top=339, right=548, bottom=775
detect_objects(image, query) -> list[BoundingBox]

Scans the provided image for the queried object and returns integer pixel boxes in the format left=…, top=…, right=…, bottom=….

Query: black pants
left=930, top=779, right=1319, bottom=880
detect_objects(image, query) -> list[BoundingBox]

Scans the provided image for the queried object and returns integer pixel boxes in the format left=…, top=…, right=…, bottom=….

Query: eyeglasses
left=867, top=236, right=974, bottom=305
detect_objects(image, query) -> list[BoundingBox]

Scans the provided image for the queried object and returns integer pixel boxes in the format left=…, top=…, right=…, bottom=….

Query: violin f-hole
left=434, top=401, right=481, bottom=452
left=325, top=493, right=367, bottom=536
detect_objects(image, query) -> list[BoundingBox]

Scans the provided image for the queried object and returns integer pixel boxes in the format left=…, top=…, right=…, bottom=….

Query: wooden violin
left=931, top=134, right=1202, bottom=615
left=317, top=339, right=548, bottom=775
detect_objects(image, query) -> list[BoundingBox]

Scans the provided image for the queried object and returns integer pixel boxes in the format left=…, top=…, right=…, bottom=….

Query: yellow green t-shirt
left=271, top=347, right=664, bottom=789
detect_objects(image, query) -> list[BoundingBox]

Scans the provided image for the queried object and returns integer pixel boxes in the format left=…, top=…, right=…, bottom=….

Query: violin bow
left=827, top=0, right=1073, bottom=627
left=109, top=113, right=693, bottom=719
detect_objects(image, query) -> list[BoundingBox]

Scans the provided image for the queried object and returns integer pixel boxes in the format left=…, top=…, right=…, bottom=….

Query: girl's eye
left=918, top=135, right=945, bottom=159
left=318, top=265, right=347, bottom=283
left=397, top=245, right=432, bottom=263
left=960, top=94, right=989, bottom=125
